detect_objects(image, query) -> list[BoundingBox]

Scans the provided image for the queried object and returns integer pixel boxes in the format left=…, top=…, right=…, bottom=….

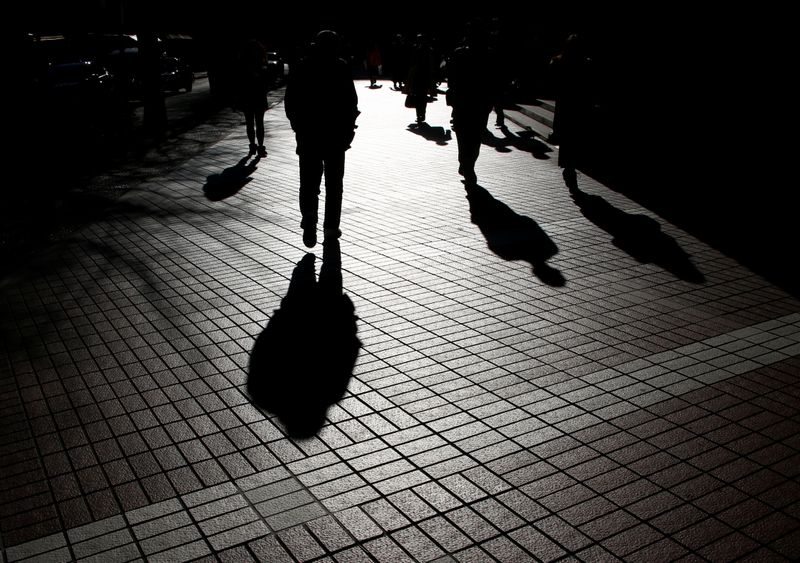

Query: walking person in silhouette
left=488, top=17, right=512, bottom=127
left=388, top=33, right=409, bottom=91
left=550, top=33, right=594, bottom=189
left=446, top=21, right=495, bottom=184
left=365, top=41, right=382, bottom=87
left=236, top=38, right=270, bottom=157
left=285, top=30, right=360, bottom=248
left=404, top=34, right=436, bottom=124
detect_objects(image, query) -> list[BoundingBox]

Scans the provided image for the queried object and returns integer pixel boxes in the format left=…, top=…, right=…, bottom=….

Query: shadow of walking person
left=203, top=155, right=259, bottom=201
left=407, top=122, right=451, bottom=145
left=568, top=183, right=705, bottom=283
left=248, top=240, right=361, bottom=439
left=484, top=125, right=553, bottom=160
left=466, top=183, right=566, bottom=287
left=480, top=128, right=512, bottom=153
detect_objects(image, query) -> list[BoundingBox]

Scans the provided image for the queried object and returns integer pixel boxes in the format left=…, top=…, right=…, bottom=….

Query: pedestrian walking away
left=284, top=30, right=360, bottom=248
left=446, top=21, right=495, bottom=184
left=550, top=33, right=595, bottom=189
left=366, top=41, right=383, bottom=88
left=236, top=38, right=270, bottom=158
left=404, top=34, right=436, bottom=124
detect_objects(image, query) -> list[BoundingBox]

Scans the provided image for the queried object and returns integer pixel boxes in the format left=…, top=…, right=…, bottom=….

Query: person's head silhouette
left=563, top=33, right=585, bottom=60
left=313, top=30, right=340, bottom=60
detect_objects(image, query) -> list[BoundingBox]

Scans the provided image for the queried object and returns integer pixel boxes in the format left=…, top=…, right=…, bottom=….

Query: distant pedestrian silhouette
left=404, top=34, right=436, bottom=124
left=236, top=38, right=270, bottom=157
left=285, top=30, right=360, bottom=248
left=446, top=22, right=495, bottom=184
left=388, top=34, right=409, bottom=91
left=550, top=33, right=594, bottom=189
left=365, top=41, right=383, bottom=87
left=488, top=17, right=513, bottom=127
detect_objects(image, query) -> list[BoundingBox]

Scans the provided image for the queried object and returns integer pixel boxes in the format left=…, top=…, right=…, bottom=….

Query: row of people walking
left=237, top=26, right=591, bottom=250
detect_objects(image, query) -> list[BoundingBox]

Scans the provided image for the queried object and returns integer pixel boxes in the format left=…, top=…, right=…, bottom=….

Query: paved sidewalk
left=2, top=80, right=799, bottom=562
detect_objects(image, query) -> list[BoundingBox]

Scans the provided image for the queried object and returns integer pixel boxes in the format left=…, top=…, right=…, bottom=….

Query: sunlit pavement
left=2, top=80, right=799, bottom=562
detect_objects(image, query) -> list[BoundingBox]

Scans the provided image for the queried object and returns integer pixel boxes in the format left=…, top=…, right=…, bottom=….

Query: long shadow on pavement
left=407, top=122, right=451, bottom=145
left=465, top=183, right=566, bottom=287
left=482, top=126, right=551, bottom=159
left=203, top=155, right=260, bottom=201
left=568, top=182, right=705, bottom=283
left=248, top=240, right=361, bottom=439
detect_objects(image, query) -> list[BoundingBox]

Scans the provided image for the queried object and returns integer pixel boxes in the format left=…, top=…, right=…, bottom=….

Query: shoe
left=458, top=164, right=477, bottom=181
left=257, top=145, right=267, bottom=157
left=248, top=143, right=257, bottom=155
left=303, top=226, right=317, bottom=248
left=460, top=167, right=477, bottom=184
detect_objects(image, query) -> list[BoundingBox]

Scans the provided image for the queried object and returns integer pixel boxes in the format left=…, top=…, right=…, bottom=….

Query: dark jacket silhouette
left=446, top=26, right=495, bottom=183
left=284, top=34, right=359, bottom=155
left=236, top=39, right=269, bottom=156
left=284, top=30, right=360, bottom=247
left=404, top=35, right=436, bottom=123
left=550, top=34, right=594, bottom=171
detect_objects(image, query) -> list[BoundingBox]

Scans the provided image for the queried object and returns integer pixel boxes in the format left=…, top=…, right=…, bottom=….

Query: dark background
left=9, top=1, right=798, bottom=295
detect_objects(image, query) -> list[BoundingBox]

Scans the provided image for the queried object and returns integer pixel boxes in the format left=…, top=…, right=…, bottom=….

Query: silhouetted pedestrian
left=550, top=33, right=594, bottom=188
left=404, top=34, right=436, bottom=124
left=446, top=22, right=495, bottom=184
left=284, top=30, right=360, bottom=248
left=388, top=34, right=409, bottom=90
left=488, top=17, right=512, bottom=127
left=366, top=41, right=382, bottom=87
left=236, top=38, right=270, bottom=157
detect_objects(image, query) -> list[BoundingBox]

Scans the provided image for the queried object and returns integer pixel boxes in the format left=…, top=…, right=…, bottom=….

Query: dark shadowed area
left=248, top=242, right=361, bottom=438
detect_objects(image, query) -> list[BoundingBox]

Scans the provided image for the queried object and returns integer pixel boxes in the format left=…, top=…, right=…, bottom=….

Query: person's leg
left=454, top=118, right=485, bottom=184
left=255, top=108, right=267, bottom=156
left=453, top=114, right=467, bottom=175
left=453, top=109, right=476, bottom=182
left=495, top=103, right=505, bottom=127
left=468, top=124, right=483, bottom=166
left=560, top=143, right=578, bottom=189
left=462, top=128, right=480, bottom=183
left=467, top=110, right=491, bottom=179
left=299, top=152, right=323, bottom=246
left=243, top=108, right=256, bottom=153
left=322, top=150, right=345, bottom=238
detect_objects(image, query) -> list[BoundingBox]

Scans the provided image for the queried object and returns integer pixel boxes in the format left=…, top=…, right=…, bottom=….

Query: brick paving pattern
left=2, top=82, right=799, bottom=562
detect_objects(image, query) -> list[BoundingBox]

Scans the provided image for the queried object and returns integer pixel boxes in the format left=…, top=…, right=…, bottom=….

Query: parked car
left=46, top=59, right=119, bottom=105
left=160, top=55, right=194, bottom=92
left=44, top=58, right=128, bottom=137
left=103, top=47, right=194, bottom=98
